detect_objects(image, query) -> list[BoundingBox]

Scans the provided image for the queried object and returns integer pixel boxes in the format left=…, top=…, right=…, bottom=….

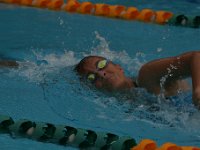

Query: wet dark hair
left=74, top=56, right=105, bottom=74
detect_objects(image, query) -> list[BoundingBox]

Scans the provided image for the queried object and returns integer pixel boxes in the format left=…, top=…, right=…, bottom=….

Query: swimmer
left=0, top=51, right=199, bottom=108
left=75, top=51, right=200, bottom=109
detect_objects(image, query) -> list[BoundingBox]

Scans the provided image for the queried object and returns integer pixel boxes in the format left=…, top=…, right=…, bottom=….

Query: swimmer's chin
left=96, top=82, right=136, bottom=92
left=94, top=77, right=135, bottom=91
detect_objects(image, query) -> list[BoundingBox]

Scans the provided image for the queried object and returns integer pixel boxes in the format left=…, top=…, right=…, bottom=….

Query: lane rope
left=0, top=0, right=200, bottom=28
left=0, top=114, right=199, bottom=149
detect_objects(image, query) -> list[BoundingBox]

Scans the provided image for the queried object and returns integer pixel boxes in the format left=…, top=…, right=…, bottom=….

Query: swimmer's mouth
left=106, top=74, right=117, bottom=81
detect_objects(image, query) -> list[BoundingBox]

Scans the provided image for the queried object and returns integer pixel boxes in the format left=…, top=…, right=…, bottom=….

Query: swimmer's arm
left=138, top=51, right=200, bottom=107
left=0, top=60, right=19, bottom=67
left=191, top=52, right=200, bottom=108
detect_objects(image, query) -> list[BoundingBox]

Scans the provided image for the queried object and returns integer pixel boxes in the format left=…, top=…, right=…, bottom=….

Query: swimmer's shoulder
left=132, top=77, right=139, bottom=87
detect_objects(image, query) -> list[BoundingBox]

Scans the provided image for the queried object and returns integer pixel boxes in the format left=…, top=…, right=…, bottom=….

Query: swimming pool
left=0, top=0, right=200, bottom=149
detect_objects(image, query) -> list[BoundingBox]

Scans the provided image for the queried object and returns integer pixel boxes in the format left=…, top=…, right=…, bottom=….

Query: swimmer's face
left=76, top=56, right=128, bottom=90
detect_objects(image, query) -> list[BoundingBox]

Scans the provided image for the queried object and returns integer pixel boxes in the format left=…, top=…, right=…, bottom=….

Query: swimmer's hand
left=193, top=88, right=200, bottom=109
left=0, top=60, right=19, bottom=68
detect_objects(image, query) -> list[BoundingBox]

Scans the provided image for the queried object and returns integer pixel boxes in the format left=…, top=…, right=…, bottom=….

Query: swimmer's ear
left=115, top=64, right=123, bottom=71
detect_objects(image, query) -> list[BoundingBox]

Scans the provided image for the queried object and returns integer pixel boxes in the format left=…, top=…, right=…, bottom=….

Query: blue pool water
left=0, top=0, right=200, bottom=149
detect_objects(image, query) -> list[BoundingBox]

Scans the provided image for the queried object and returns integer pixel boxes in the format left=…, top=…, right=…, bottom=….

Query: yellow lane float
left=155, top=11, right=173, bottom=24
left=181, top=146, right=200, bottom=150
left=131, top=139, right=157, bottom=150
left=20, top=0, right=32, bottom=6
left=4, top=0, right=20, bottom=4
left=48, top=0, right=64, bottom=10
left=137, top=9, right=156, bottom=22
left=94, top=3, right=110, bottom=16
left=122, top=7, right=139, bottom=20
left=62, top=0, right=80, bottom=13
left=78, top=1, right=94, bottom=14
left=156, top=143, right=181, bottom=150
left=108, top=5, right=126, bottom=18
left=32, top=0, right=51, bottom=8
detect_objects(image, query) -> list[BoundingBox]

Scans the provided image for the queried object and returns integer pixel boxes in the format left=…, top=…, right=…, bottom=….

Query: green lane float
left=168, top=14, right=200, bottom=28
left=0, top=0, right=199, bottom=28
left=0, top=114, right=200, bottom=150
left=0, top=114, right=137, bottom=149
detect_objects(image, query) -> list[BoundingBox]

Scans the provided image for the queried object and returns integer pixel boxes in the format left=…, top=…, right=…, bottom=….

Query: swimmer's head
left=75, top=56, right=135, bottom=90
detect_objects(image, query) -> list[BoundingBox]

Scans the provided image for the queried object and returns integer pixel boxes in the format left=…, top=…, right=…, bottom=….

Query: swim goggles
left=87, top=59, right=108, bottom=82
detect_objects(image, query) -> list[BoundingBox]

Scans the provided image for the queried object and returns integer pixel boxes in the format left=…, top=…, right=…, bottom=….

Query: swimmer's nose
left=96, top=70, right=107, bottom=79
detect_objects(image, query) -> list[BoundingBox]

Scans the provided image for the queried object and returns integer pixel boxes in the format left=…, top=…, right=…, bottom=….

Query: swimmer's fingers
left=192, top=88, right=200, bottom=109
left=193, top=100, right=200, bottom=110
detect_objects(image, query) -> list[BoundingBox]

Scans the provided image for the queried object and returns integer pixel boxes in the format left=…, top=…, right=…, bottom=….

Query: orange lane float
left=131, top=139, right=157, bottom=150
left=20, top=0, right=32, bottom=6
left=137, top=9, right=156, bottom=22
left=78, top=1, right=94, bottom=14
left=155, top=11, right=173, bottom=24
left=108, top=5, right=126, bottom=18
left=32, top=0, right=51, bottom=8
left=181, top=147, right=200, bottom=150
left=94, top=3, right=110, bottom=16
left=122, top=7, right=139, bottom=20
left=62, top=0, right=80, bottom=12
left=4, top=0, right=20, bottom=4
left=156, top=143, right=181, bottom=150
left=48, top=0, right=64, bottom=10
left=1, top=0, right=198, bottom=29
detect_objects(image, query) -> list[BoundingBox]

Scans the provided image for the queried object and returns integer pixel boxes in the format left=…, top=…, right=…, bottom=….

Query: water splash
left=12, top=50, right=78, bottom=83
left=158, top=63, right=179, bottom=102
left=84, top=31, right=146, bottom=76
